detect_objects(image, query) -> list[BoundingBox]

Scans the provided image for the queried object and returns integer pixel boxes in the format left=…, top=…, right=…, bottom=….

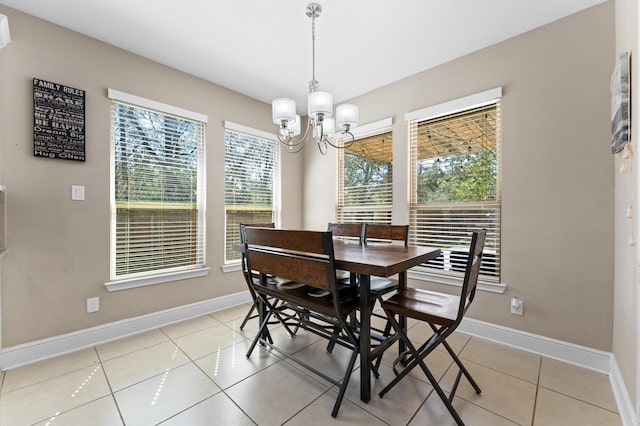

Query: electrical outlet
left=510, top=297, right=523, bottom=315
left=87, top=297, right=99, bottom=313
left=72, top=185, right=85, bottom=201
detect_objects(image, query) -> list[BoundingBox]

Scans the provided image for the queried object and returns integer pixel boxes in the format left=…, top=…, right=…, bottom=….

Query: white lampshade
left=336, top=104, right=358, bottom=129
left=308, top=91, right=333, bottom=119
left=272, top=98, right=296, bottom=125
left=322, top=117, right=335, bottom=137
left=290, top=114, right=301, bottom=136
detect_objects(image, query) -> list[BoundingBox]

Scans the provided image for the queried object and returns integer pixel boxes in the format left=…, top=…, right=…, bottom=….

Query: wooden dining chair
left=377, top=229, right=486, bottom=426
left=362, top=224, right=409, bottom=371
left=327, top=222, right=363, bottom=285
left=244, top=228, right=360, bottom=417
left=238, top=222, right=275, bottom=331
left=363, top=223, right=409, bottom=294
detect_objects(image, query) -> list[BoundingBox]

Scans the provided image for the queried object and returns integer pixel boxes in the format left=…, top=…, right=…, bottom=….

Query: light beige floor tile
left=209, top=303, right=253, bottom=323
left=161, top=315, right=222, bottom=339
left=160, top=392, right=254, bottom=426
left=534, top=387, right=621, bottom=426
left=0, top=364, right=110, bottom=426
left=32, top=395, right=123, bottom=426
left=265, top=326, right=324, bottom=355
left=1, top=348, right=99, bottom=394
left=195, top=339, right=281, bottom=389
left=289, top=339, right=358, bottom=383
left=225, top=315, right=259, bottom=339
left=284, top=389, right=388, bottom=425
left=343, top=363, right=433, bottom=425
left=226, top=361, right=329, bottom=426
left=96, top=329, right=169, bottom=361
left=460, top=337, right=541, bottom=383
left=539, top=358, right=618, bottom=412
left=173, top=323, right=246, bottom=360
left=224, top=311, right=287, bottom=339
left=114, top=362, right=220, bottom=426
left=440, top=360, right=536, bottom=425
left=102, top=341, right=190, bottom=391
left=410, top=394, right=518, bottom=426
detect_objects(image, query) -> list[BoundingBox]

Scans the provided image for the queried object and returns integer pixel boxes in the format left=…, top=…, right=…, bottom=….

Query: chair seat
left=381, top=288, right=460, bottom=326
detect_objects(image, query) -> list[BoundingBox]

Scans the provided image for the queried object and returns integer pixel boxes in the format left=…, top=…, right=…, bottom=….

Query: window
left=224, top=122, right=280, bottom=264
left=108, top=90, right=207, bottom=284
left=408, top=88, right=502, bottom=284
left=336, top=118, right=393, bottom=224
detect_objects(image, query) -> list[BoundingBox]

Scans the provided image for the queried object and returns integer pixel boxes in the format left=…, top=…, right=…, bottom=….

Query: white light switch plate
left=71, top=185, right=85, bottom=201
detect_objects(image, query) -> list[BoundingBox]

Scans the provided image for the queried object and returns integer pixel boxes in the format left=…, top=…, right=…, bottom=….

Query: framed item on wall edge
left=33, top=78, right=86, bottom=161
left=611, top=52, right=630, bottom=154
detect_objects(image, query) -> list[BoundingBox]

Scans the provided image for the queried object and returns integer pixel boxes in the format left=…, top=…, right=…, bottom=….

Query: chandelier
left=272, top=3, right=359, bottom=154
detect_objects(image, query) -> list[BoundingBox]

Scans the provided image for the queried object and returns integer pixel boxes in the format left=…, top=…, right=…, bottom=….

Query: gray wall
left=304, top=3, right=616, bottom=351
left=0, top=6, right=303, bottom=347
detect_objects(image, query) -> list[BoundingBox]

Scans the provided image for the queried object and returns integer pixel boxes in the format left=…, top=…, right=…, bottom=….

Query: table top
left=332, top=240, right=441, bottom=277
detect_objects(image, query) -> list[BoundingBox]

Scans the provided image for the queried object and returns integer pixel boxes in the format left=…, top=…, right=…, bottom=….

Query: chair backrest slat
left=328, top=222, right=363, bottom=243
left=363, top=224, right=409, bottom=246
left=248, top=249, right=331, bottom=290
left=459, top=230, right=486, bottom=317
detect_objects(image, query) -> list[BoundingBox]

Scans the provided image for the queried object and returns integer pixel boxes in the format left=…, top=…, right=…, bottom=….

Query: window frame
left=336, top=117, right=393, bottom=225
left=222, top=121, right=281, bottom=272
left=406, top=88, right=506, bottom=293
left=105, top=89, right=209, bottom=291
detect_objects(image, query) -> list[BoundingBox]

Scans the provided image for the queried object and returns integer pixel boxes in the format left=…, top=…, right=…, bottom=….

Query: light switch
left=71, top=185, right=85, bottom=201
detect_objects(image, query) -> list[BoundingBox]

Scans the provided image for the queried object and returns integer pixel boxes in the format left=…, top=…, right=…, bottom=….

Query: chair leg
left=429, top=324, right=481, bottom=395
left=326, top=326, right=340, bottom=353
left=331, top=346, right=359, bottom=417
left=379, top=314, right=466, bottom=426
left=239, top=300, right=258, bottom=330
left=246, top=308, right=273, bottom=357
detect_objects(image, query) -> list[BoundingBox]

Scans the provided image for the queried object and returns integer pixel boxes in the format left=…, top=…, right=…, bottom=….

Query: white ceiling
left=2, top=0, right=606, bottom=115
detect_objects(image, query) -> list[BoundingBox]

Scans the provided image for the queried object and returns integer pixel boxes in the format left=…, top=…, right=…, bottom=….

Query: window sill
left=105, top=267, right=210, bottom=292
left=407, top=269, right=506, bottom=294
left=221, top=262, right=241, bottom=273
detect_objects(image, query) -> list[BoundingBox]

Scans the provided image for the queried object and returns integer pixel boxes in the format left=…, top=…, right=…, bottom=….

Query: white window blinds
left=409, top=92, right=501, bottom=283
left=224, top=123, right=280, bottom=263
left=109, top=93, right=206, bottom=280
left=337, top=121, right=393, bottom=224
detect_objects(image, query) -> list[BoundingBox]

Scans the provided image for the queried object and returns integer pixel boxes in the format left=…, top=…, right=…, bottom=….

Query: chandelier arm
left=276, top=118, right=315, bottom=147
left=317, top=139, right=328, bottom=155
left=323, top=130, right=356, bottom=149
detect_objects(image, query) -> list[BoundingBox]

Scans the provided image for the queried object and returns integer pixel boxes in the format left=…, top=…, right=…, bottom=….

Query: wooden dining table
left=331, top=240, right=441, bottom=402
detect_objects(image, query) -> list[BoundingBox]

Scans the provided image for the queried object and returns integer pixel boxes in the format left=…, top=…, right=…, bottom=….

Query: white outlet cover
left=72, top=185, right=85, bottom=201
left=87, top=297, right=99, bottom=313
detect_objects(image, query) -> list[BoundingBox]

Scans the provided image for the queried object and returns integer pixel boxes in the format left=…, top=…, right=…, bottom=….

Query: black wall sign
left=33, top=78, right=86, bottom=161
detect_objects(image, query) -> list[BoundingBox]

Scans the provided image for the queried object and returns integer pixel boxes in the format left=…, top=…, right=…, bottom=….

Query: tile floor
left=0, top=303, right=622, bottom=425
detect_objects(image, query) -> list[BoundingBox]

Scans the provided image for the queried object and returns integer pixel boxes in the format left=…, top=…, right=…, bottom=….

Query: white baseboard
left=458, top=317, right=612, bottom=373
left=459, top=317, right=637, bottom=425
left=0, top=291, right=252, bottom=370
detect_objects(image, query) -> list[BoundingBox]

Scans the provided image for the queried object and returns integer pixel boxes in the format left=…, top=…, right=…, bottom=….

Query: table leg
left=398, top=271, right=408, bottom=361
left=359, top=274, right=371, bottom=402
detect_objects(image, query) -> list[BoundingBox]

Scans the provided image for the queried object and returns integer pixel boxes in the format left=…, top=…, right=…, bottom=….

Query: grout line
left=94, top=345, right=127, bottom=426
left=530, top=355, right=543, bottom=426
left=536, top=385, right=621, bottom=415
